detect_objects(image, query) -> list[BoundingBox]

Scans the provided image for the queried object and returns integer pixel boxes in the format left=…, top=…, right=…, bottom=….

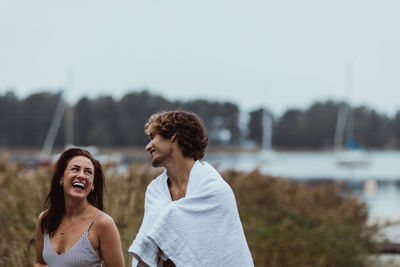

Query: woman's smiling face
left=60, top=156, right=95, bottom=199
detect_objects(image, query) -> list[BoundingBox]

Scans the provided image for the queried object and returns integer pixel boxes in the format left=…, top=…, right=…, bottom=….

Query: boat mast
left=333, top=61, right=353, bottom=151
left=262, top=108, right=272, bottom=151
left=40, top=69, right=73, bottom=156
left=40, top=91, right=66, bottom=156
left=64, top=69, right=74, bottom=147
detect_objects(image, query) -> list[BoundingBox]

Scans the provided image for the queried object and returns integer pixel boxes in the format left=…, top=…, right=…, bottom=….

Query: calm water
left=204, top=150, right=400, bottom=222
left=205, top=150, right=400, bottom=180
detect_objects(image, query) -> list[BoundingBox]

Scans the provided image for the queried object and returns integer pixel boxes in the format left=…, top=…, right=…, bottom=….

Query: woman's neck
left=64, top=198, right=90, bottom=217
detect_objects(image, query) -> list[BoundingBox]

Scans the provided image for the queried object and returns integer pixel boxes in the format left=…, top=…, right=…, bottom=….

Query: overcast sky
left=1, top=0, right=399, bottom=116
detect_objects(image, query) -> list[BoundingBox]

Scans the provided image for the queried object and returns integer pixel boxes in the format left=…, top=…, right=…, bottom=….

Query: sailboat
left=334, top=105, right=370, bottom=167
left=37, top=70, right=74, bottom=165
left=37, top=70, right=122, bottom=167
left=334, top=62, right=370, bottom=167
left=36, top=90, right=67, bottom=166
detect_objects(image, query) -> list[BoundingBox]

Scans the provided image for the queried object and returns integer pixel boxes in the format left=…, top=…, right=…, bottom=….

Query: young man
left=129, top=110, right=254, bottom=267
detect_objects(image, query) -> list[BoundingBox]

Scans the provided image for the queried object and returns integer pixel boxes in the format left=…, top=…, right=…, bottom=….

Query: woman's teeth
left=72, top=182, right=85, bottom=189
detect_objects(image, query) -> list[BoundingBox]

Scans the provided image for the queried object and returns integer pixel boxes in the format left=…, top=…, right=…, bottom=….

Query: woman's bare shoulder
left=92, top=212, right=117, bottom=230
left=37, top=210, right=48, bottom=221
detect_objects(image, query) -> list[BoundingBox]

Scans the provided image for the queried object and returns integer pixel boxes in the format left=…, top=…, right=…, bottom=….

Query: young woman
left=34, top=148, right=125, bottom=267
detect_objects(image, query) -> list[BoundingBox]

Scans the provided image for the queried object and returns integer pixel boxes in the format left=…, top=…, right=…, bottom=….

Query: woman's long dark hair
left=40, top=148, right=105, bottom=236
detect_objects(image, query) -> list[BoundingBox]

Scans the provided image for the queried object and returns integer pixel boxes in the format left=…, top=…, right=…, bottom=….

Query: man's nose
left=145, top=141, right=152, bottom=151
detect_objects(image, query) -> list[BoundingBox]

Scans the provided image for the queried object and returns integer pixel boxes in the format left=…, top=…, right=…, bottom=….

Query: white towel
left=128, top=160, right=254, bottom=267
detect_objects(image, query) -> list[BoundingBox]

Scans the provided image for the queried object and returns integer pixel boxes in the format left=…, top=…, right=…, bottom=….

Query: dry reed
left=0, top=155, right=385, bottom=266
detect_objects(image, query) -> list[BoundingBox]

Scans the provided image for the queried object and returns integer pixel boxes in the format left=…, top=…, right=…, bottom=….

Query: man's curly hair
left=144, top=110, right=208, bottom=160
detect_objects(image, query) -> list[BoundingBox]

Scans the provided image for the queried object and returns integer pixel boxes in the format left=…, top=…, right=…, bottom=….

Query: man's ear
left=170, top=133, right=177, bottom=142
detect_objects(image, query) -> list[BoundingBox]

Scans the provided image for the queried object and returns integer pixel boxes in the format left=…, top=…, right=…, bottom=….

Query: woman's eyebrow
left=71, top=164, right=93, bottom=170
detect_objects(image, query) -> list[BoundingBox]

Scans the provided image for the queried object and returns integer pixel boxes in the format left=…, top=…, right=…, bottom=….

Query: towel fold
left=128, top=160, right=254, bottom=267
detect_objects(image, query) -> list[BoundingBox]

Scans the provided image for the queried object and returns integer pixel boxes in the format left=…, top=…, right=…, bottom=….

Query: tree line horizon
left=0, top=90, right=399, bottom=150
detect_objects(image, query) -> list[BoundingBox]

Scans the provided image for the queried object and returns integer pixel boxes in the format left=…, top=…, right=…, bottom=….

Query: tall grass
left=0, top=155, right=384, bottom=266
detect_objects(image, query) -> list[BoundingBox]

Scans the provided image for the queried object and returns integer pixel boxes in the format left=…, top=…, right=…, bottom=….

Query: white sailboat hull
left=335, top=150, right=370, bottom=167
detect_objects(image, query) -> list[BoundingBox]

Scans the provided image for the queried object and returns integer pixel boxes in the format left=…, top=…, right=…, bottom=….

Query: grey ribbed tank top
left=43, top=212, right=103, bottom=267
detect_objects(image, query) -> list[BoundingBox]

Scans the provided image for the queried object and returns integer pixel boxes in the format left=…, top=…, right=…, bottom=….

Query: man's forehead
left=148, top=129, right=160, bottom=138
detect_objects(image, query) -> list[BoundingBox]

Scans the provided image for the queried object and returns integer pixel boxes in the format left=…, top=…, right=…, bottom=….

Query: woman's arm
left=96, top=214, right=125, bottom=267
left=34, top=211, right=48, bottom=267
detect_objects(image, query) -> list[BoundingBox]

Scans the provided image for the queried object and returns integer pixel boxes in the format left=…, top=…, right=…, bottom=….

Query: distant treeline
left=0, top=90, right=399, bottom=149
